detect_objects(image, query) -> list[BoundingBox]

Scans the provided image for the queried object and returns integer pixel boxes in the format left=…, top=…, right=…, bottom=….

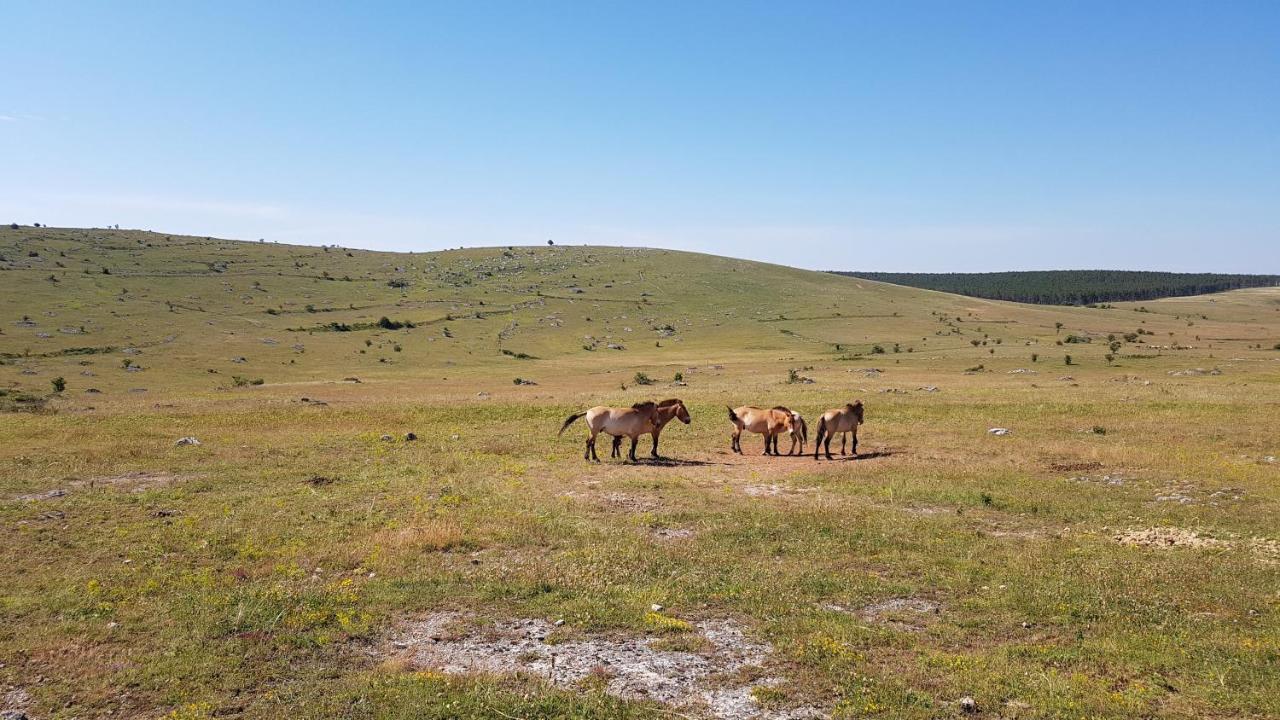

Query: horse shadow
left=629, top=456, right=726, bottom=467
left=811, top=450, right=896, bottom=462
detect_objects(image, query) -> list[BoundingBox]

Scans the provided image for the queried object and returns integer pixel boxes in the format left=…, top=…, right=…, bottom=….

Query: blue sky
left=2, top=1, right=1276, bottom=272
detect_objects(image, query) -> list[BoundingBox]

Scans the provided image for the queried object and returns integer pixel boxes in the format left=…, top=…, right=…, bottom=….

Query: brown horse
left=813, top=401, right=865, bottom=460
left=609, top=399, right=692, bottom=459
left=560, top=401, right=661, bottom=462
left=727, top=405, right=802, bottom=455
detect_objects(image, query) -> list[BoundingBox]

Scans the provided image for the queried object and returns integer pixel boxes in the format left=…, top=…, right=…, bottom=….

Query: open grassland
left=2, top=226, right=1279, bottom=719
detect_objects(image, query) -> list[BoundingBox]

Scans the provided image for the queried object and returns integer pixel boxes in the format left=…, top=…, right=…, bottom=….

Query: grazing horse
left=813, top=401, right=865, bottom=460
left=727, top=405, right=801, bottom=455
left=560, top=402, right=660, bottom=462
left=609, top=398, right=692, bottom=459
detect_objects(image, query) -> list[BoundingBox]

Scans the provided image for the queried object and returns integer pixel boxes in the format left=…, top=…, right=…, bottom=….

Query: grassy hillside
left=2, top=225, right=1280, bottom=720
left=832, top=270, right=1280, bottom=305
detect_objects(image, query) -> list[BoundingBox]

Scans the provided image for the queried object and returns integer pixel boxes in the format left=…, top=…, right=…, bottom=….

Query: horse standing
left=727, top=405, right=803, bottom=455
left=813, top=401, right=865, bottom=460
left=560, top=401, right=673, bottom=462
left=609, top=398, right=691, bottom=459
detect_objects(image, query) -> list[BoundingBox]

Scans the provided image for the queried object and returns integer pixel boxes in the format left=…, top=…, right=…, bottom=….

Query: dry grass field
left=1, top=226, right=1278, bottom=719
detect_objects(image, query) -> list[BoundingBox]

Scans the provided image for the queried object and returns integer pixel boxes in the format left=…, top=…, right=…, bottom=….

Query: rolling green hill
left=831, top=269, right=1280, bottom=305
left=3, top=225, right=1280, bottom=719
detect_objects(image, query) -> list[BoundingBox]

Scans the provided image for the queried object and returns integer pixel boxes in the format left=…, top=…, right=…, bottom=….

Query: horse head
left=851, top=400, right=865, bottom=425
left=658, top=398, right=691, bottom=425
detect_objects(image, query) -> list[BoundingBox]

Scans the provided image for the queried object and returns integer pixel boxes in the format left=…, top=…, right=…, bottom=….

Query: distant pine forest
left=830, top=270, right=1280, bottom=305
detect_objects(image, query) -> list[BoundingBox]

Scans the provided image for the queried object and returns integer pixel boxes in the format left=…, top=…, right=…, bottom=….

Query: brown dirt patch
left=13, top=471, right=189, bottom=501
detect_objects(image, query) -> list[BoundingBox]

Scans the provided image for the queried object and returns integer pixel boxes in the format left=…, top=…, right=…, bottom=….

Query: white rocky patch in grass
left=390, top=613, right=821, bottom=719
left=742, top=484, right=817, bottom=498
left=822, top=597, right=942, bottom=633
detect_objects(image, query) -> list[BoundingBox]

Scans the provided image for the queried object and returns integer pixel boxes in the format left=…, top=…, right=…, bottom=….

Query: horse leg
left=611, top=435, right=622, bottom=458
left=628, top=436, right=639, bottom=462
left=840, top=432, right=847, bottom=456
left=650, top=430, right=661, bottom=458
left=850, top=432, right=858, bottom=457
left=813, top=426, right=824, bottom=460
left=732, top=430, right=741, bottom=454
left=824, top=433, right=834, bottom=460
left=762, top=432, right=772, bottom=456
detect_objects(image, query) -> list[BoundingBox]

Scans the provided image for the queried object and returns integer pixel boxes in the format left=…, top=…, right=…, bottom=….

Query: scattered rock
left=960, top=696, right=978, bottom=714
left=987, top=428, right=1012, bottom=436
left=380, top=434, right=394, bottom=442
left=918, top=385, right=939, bottom=392
left=174, top=436, right=201, bottom=446
left=1007, top=368, right=1036, bottom=374
left=343, top=376, right=362, bottom=383
left=652, top=527, right=695, bottom=541
left=405, top=432, right=417, bottom=441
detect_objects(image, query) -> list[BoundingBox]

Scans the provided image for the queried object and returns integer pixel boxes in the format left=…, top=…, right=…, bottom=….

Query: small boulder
left=175, top=436, right=201, bottom=446
left=960, top=696, right=978, bottom=714
left=987, top=428, right=1012, bottom=436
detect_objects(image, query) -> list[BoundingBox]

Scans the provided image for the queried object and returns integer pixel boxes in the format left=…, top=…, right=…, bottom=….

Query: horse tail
left=559, top=411, right=587, bottom=436
left=814, top=416, right=827, bottom=457
left=798, top=416, right=808, bottom=444
left=726, top=406, right=740, bottom=426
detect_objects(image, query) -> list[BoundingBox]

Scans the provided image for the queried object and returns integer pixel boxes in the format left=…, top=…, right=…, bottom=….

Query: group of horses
left=559, top=399, right=865, bottom=462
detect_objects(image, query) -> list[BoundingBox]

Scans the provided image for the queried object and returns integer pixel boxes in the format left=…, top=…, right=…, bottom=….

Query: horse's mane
left=657, top=398, right=683, bottom=407
left=631, top=401, right=657, bottom=411
left=771, top=405, right=791, bottom=412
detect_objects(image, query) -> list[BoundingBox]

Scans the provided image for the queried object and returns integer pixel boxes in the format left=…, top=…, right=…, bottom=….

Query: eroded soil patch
left=13, top=471, right=189, bottom=501
left=1115, top=527, right=1279, bottom=561
left=824, top=597, right=942, bottom=632
left=388, top=612, right=823, bottom=719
